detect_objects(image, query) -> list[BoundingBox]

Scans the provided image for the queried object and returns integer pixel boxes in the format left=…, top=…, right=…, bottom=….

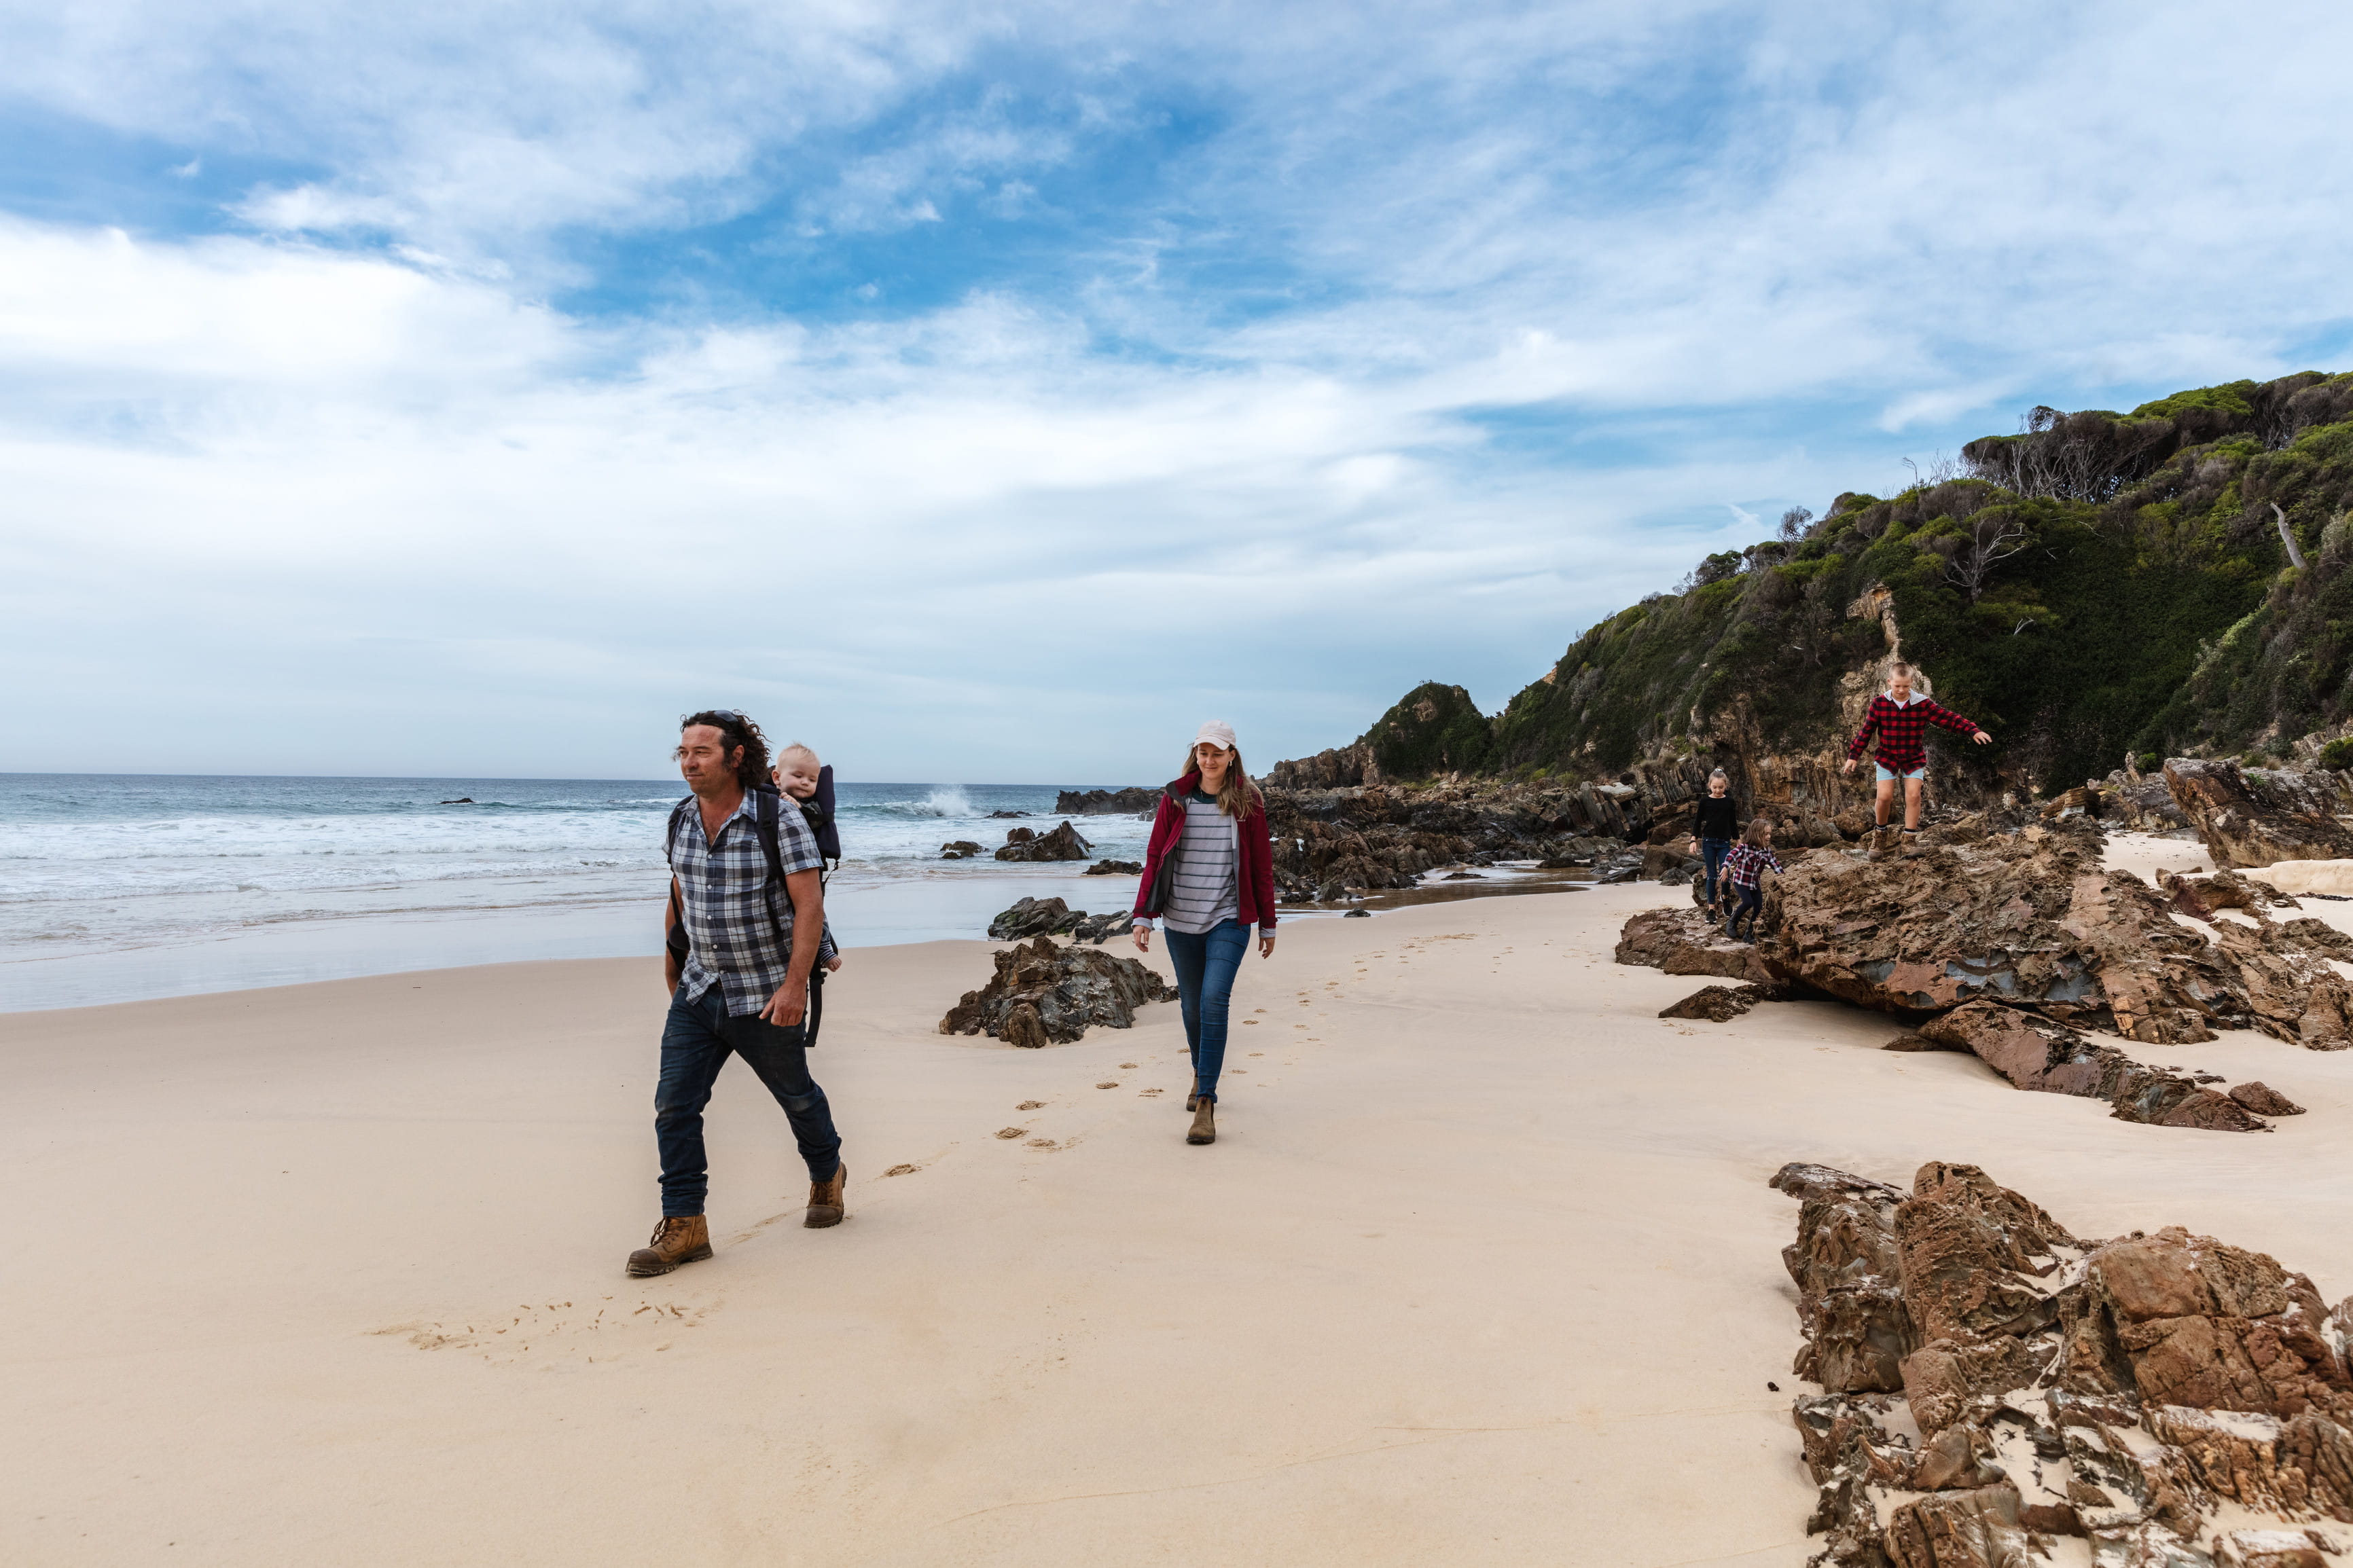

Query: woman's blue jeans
left=1700, top=837, right=1732, bottom=904
left=1164, top=918, right=1251, bottom=1104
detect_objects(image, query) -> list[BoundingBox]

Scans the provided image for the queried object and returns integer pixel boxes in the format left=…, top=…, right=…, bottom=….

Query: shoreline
left=0, top=860, right=1594, bottom=1015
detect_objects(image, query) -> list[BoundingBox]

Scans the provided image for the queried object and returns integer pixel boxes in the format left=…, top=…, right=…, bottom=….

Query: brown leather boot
left=805, top=1161, right=846, bottom=1228
left=626, top=1215, right=711, bottom=1277
left=1187, top=1098, right=1216, bottom=1145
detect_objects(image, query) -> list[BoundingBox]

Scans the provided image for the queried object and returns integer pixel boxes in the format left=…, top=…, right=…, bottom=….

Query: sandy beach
left=11, top=860, right=2353, bottom=1567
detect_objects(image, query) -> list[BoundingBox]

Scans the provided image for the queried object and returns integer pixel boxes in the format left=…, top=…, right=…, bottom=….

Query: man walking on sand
left=628, top=709, right=845, bottom=1278
left=1840, top=661, right=1992, bottom=854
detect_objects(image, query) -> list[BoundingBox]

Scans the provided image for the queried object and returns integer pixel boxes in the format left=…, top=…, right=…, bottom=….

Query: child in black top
left=1689, top=768, right=1742, bottom=915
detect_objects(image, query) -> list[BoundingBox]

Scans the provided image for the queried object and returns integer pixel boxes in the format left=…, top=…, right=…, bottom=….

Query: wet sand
left=8, top=862, right=2353, bottom=1566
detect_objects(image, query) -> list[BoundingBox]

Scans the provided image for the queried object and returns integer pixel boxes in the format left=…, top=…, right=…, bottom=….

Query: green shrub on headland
left=1342, top=371, right=2353, bottom=792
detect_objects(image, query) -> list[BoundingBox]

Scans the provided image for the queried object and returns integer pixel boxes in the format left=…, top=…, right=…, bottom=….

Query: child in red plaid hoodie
left=1721, top=817, right=1782, bottom=942
left=1839, top=661, right=1991, bottom=848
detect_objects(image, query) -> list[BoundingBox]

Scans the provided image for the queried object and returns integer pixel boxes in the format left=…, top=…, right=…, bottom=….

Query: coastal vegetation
left=1335, top=372, right=2353, bottom=796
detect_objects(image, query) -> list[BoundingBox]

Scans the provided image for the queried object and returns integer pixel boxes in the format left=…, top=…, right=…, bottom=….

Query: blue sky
left=2, top=1, right=2350, bottom=780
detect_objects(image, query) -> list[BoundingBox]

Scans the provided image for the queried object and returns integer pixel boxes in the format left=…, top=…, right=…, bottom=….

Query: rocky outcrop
left=1916, top=1002, right=2269, bottom=1131
left=1755, top=818, right=2353, bottom=1050
left=2164, top=758, right=2353, bottom=869
left=988, top=896, right=1079, bottom=941
left=939, top=839, right=982, bottom=859
left=986, top=897, right=1134, bottom=945
left=994, top=820, right=1093, bottom=862
left=1615, top=907, right=1776, bottom=984
left=1779, top=1161, right=2353, bottom=1567
left=1658, top=983, right=1781, bottom=1021
left=938, top=936, right=1173, bottom=1045
left=1056, top=787, right=1157, bottom=815
left=1084, top=859, right=1143, bottom=875
left=2232, top=1082, right=2307, bottom=1116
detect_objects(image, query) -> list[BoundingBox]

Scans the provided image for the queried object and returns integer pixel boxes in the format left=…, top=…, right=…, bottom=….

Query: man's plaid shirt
left=1846, top=692, right=1979, bottom=773
left=668, top=790, right=824, bottom=1015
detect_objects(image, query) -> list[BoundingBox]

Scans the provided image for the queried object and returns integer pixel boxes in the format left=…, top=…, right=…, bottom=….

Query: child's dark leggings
left=1726, top=886, right=1763, bottom=938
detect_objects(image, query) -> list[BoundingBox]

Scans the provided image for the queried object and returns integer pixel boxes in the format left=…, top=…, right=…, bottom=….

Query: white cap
left=1194, top=719, right=1238, bottom=752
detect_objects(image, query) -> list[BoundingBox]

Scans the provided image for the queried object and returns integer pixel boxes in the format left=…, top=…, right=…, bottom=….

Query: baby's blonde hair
left=776, top=742, right=820, bottom=768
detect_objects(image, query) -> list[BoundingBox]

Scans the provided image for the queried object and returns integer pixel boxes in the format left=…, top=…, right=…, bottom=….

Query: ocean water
left=0, top=774, right=1158, bottom=1010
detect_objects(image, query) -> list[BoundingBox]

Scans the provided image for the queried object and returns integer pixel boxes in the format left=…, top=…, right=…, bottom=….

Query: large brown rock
left=1917, top=1001, right=2271, bottom=1132
left=1782, top=1165, right=2353, bottom=1561
left=1772, top=1163, right=1917, bottom=1395
left=1613, top=906, right=1776, bottom=983
left=2066, top=1228, right=2353, bottom=1423
left=1753, top=823, right=2353, bottom=1051
left=2163, top=758, right=2353, bottom=869
left=939, top=936, right=1174, bottom=1044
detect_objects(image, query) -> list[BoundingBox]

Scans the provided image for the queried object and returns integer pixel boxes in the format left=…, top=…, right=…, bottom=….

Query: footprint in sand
left=1026, top=1138, right=1058, bottom=1149
left=374, top=1293, right=712, bottom=1366
left=1096, top=1081, right=1119, bottom=1089
left=1119, top=1062, right=1138, bottom=1069
left=1017, top=1100, right=1046, bottom=1110
left=996, top=1127, right=1028, bottom=1139
left=884, top=1163, right=920, bottom=1176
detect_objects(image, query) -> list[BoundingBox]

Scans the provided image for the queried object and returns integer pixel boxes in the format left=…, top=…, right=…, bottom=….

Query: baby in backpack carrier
left=774, top=743, right=844, bottom=973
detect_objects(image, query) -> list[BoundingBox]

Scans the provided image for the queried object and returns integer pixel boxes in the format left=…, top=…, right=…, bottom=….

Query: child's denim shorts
left=1874, top=763, right=1927, bottom=782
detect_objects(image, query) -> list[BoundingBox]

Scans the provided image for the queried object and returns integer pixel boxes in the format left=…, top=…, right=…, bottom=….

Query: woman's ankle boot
left=1187, top=1097, right=1217, bottom=1144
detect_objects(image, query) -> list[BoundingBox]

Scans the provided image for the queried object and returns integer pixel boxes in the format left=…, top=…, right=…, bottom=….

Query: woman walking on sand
left=1132, top=721, right=1278, bottom=1146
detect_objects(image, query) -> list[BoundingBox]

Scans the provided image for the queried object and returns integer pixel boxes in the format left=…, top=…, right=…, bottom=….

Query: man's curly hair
left=678, top=710, right=772, bottom=792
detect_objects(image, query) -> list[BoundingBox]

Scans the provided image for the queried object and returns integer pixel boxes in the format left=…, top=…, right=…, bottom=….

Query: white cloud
left=2, top=1, right=2352, bottom=776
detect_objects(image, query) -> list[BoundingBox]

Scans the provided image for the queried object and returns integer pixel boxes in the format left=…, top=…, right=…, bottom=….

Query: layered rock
left=1614, top=906, right=1776, bottom=984
left=1916, top=1002, right=2269, bottom=1131
left=1780, top=1162, right=2353, bottom=1567
left=986, top=897, right=1134, bottom=945
left=1751, top=820, right=2353, bottom=1051
left=2164, top=759, right=2353, bottom=869
left=994, top=820, right=1093, bottom=862
left=1055, top=787, right=1157, bottom=815
left=937, top=936, right=1173, bottom=1045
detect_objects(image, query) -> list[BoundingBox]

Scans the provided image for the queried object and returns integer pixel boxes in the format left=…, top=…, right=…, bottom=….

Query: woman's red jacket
left=1130, top=771, right=1280, bottom=929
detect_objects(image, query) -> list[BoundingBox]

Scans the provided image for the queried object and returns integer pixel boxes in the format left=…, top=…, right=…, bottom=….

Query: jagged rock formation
left=986, top=897, right=1133, bottom=945
left=938, top=936, right=1173, bottom=1046
left=1756, top=819, right=2353, bottom=1050
left=1084, top=858, right=1143, bottom=875
left=1916, top=1002, right=2267, bottom=1131
left=1055, top=787, right=1157, bottom=815
left=1777, top=1160, right=2353, bottom=1566
left=939, top=839, right=982, bottom=859
left=2165, top=759, right=2353, bottom=868
left=994, top=820, right=1093, bottom=862
left=1615, top=906, right=1776, bottom=984
left=1657, top=983, right=1782, bottom=1021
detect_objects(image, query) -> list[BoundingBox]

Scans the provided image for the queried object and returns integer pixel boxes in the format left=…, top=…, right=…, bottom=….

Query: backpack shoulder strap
left=753, top=788, right=787, bottom=887
left=665, top=797, right=694, bottom=868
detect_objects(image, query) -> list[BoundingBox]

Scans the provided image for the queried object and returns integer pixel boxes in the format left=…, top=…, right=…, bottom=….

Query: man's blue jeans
left=1700, top=837, right=1732, bottom=905
left=1164, top=919, right=1251, bottom=1104
left=657, top=982, right=841, bottom=1218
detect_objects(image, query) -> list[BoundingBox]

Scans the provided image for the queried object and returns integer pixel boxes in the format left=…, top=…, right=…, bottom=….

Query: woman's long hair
left=1176, top=746, right=1263, bottom=818
left=1742, top=815, right=1774, bottom=847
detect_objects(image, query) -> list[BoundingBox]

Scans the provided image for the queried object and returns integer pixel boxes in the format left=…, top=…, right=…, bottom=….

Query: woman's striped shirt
left=1161, top=790, right=1240, bottom=934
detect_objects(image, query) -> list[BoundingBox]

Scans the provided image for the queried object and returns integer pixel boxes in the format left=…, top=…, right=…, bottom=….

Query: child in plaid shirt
left=1721, top=817, right=1782, bottom=943
left=1840, top=661, right=1991, bottom=849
